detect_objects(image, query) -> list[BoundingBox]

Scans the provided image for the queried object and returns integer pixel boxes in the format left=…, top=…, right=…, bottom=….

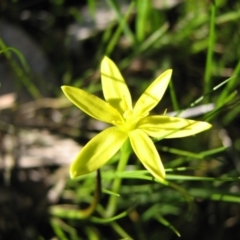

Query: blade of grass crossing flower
left=137, top=116, right=212, bottom=139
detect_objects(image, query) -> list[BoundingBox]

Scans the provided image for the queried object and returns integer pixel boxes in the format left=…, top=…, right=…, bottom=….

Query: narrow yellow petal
left=70, top=127, right=128, bottom=178
left=137, top=115, right=212, bottom=139
left=101, top=56, right=132, bottom=114
left=128, top=129, right=165, bottom=181
left=61, top=86, right=123, bottom=124
left=133, top=69, right=172, bottom=117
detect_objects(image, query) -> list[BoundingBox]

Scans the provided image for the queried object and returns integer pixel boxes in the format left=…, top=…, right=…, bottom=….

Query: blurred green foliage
left=1, top=0, right=240, bottom=239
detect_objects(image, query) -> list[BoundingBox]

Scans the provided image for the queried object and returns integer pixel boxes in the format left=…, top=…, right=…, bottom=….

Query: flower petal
left=137, top=115, right=212, bottom=139
left=61, top=86, right=123, bottom=124
left=70, top=127, right=128, bottom=178
left=128, top=129, right=165, bottom=181
left=101, top=56, right=132, bottom=114
left=133, top=69, right=172, bottom=117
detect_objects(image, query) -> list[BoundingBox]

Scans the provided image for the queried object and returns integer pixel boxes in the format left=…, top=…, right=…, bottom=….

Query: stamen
left=123, top=109, right=133, bottom=119
left=112, top=119, right=123, bottom=126
left=122, top=95, right=128, bottom=111
left=122, top=95, right=133, bottom=119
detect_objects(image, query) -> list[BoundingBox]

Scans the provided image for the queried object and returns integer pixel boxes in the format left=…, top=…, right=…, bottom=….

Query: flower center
left=111, top=95, right=150, bottom=133
left=120, top=106, right=148, bottom=133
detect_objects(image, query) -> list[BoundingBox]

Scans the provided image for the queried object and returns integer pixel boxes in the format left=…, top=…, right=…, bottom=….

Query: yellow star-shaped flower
left=62, top=56, right=212, bottom=181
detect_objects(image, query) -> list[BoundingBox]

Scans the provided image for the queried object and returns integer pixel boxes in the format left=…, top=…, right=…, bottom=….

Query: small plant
left=51, top=56, right=213, bottom=237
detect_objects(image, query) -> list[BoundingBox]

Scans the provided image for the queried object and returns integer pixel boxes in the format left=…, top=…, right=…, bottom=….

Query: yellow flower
left=62, top=56, right=212, bottom=181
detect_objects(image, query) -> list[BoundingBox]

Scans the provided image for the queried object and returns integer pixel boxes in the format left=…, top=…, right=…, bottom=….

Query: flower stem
left=105, top=139, right=132, bottom=218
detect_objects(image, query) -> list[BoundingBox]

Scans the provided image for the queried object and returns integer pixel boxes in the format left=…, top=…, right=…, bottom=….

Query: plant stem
left=204, top=1, right=216, bottom=103
left=105, top=139, right=132, bottom=217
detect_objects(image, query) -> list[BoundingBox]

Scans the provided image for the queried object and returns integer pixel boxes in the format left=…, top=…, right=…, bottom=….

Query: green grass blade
left=155, top=214, right=181, bottom=237
left=204, top=2, right=216, bottom=103
left=86, top=0, right=96, bottom=19
left=135, top=0, right=150, bottom=43
left=190, top=188, right=240, bottom=203
left=0, top=38, right=41, bottom=99
left=168, top=78, right=179, bottom=111
left=217, top=60, right=240, bottom=107
left=105, top=2, right=135, bottom=56
left=105, top=0, right=135, bottom=44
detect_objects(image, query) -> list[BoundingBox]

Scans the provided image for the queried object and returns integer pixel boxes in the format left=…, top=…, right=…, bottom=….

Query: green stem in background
left=217, top=59, right=240, bottom=107
left=50, top=170, right=101, bottom=219
left=136, top=0, right=150, bottom=43
left=0, top=38, right=41, bottom=99
left=164, top=181, right=194, bottom=216
left=168, top=79, right=179, bottom=111
left=105, top=0, right=135, bottom=45
left=105, top=2, right=135, bottom=56
left=105, top=139, right=132, bottom=218
left=86, top=0, right=96, bottom=19
left=204, top=1, right=216, bottom=103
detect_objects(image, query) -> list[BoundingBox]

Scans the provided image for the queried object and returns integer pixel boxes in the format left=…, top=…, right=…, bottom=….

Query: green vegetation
left=1, top=0, right=240, bottom=239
